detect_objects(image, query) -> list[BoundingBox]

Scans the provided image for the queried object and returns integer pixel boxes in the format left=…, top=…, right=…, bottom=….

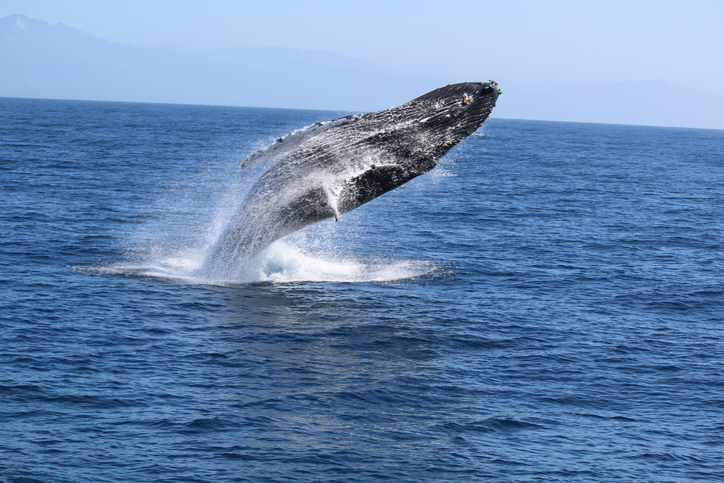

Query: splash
left=89, top=240, right=438, bottom=285
left=90, top=83, right=499, bottom=284
left=89, top=154, right=440, bottom=285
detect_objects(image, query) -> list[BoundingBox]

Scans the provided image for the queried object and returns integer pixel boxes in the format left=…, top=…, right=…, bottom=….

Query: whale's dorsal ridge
left=241, top=114, right=360, bottom=169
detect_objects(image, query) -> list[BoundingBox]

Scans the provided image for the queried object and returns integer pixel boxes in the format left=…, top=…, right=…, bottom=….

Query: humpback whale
left=204, top=81, right=500, bottom=277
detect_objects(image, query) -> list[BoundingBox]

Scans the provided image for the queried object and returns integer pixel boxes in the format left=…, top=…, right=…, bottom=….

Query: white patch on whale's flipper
left=241, top=114, right=360, bottom=169
left=323, top=185, right=342, bottom=222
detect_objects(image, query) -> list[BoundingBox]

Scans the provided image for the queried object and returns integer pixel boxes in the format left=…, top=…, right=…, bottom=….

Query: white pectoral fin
left=241, top=114, right=360, bottom=169
left=326, top=186, right=342, bottom=222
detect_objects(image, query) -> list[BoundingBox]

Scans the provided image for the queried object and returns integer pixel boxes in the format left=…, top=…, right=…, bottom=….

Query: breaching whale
left=204, top=81, right=501, bottom=277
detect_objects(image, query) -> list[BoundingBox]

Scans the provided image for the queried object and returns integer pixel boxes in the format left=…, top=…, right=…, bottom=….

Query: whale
left=204, top=81, right=501, bottom=277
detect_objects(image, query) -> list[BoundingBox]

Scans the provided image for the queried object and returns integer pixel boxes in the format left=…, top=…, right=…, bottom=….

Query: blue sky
left=2, top=0, right=723, bottom=98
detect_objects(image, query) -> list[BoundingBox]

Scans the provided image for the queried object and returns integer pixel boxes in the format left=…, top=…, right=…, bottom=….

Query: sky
left=2, top=0, right=723, bottom=99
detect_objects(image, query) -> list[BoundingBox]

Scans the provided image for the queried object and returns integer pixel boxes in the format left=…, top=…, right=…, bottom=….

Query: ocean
left=1, top=96, right=723, bottom=482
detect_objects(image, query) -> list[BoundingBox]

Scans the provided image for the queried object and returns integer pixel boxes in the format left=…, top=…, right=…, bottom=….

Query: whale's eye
left=463, top=95, right=473, bottom=105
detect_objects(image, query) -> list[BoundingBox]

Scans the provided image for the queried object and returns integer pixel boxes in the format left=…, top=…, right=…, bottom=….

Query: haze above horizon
left=2, top=0, right=723, bottom=129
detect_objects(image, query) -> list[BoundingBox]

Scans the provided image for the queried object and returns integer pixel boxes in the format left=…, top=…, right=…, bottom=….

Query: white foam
left=82, top=240, right=437, bottom=285
left=241, top=242, right=434, bottom=283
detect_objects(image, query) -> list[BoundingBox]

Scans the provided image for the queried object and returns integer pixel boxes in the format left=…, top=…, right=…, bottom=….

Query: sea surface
left=1, top=96, right=723, bottom=482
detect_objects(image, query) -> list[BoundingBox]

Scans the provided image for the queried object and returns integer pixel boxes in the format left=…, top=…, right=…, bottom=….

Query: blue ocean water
left=1, top=96, right=723, bottom=482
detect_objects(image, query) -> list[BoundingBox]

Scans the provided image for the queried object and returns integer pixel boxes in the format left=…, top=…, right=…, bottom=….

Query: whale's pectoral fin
left=242, top=114, right=361, bottom=169
left=337, top=164, right=424, bottom=215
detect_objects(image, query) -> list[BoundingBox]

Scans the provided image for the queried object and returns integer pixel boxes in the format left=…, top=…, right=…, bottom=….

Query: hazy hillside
left=2, top=14, right=723, bottom=129
left=0, top=14, right=443, bottom=111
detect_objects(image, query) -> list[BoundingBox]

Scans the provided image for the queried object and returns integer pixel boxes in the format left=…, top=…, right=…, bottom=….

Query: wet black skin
left=206, top=82, right=500, bottom=272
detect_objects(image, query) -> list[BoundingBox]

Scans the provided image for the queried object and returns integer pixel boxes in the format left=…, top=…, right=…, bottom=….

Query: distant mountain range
left=2, top=14, right=723, bottom=129
left=0, top=14, right=444, bottom=111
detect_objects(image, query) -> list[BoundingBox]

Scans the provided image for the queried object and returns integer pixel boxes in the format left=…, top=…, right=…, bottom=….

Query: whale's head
left=355, top=81, right=501, bottom=173
left=364, top=81, right=500, bottom=164
left=412, top=81, right=501, bottom=142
